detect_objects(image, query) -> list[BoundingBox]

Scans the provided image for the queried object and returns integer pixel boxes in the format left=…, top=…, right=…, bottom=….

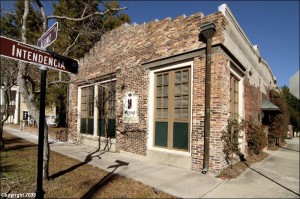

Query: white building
left=0, top=85, right=57, bottom=126
left=289, top=70, right=299, bottom=99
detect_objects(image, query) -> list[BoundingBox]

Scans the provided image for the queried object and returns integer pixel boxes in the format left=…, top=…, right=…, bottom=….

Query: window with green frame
left=154, top=67, right=190, bottom=151
left=97, top=82, right=116, bottom=138
left=80, top=86, right=94, bottom=135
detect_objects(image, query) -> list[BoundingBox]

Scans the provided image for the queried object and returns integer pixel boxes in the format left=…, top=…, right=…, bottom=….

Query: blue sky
left=117, top=1, right=299, bottom=88
left=9, top=0, right=300, bottom=87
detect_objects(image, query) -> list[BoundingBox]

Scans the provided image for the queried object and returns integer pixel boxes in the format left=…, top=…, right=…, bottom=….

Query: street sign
left=37, top=22, right=58, bottom=48
left=0, top=36, right=79, bottom=74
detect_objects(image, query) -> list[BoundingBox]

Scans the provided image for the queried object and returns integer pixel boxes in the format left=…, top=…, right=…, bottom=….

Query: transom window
left=154, top=67, right=190, bottom=151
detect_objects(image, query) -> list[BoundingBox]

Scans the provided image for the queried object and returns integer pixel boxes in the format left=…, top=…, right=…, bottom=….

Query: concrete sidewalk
left=203, top=138, right=300, bottom=198
left=3, top=127, right=222, bottom=198
left=4, top=127, right=300, bottom=198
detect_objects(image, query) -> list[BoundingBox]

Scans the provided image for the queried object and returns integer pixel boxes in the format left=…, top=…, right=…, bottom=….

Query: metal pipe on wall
left=199, top=22, right=216, bottom=174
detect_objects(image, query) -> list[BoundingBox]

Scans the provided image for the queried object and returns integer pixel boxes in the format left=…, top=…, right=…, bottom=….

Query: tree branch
left=35, top=0, right=47, bottom=31
left=47, top=7, right=127, bottom=21
left=63, top=32, right=81, bottom=56
left=48, top=80, right=72, bottom=86
left=21, top=0, right=29, bottom=43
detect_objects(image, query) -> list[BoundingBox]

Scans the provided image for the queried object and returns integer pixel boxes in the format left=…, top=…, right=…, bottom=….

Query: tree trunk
left=0, top=87, right=10, bottom=151
left=0, top=122, right=4, bottom=151
left=43, top=121, right=49, bottom=180
left=18, top=0, right=49, bottom=180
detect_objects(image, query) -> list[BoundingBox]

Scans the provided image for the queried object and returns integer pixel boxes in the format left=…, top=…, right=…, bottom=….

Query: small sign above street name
left=37, top=22, right=58, bottom=48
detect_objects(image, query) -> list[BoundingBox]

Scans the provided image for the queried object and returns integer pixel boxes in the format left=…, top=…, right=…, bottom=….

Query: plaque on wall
left=123, top=91, right=139, bottom=123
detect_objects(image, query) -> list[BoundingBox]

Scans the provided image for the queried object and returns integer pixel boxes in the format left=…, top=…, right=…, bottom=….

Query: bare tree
left=0, top=58, right=18, bottom=150
left=14, top=0, right=128, bottom=180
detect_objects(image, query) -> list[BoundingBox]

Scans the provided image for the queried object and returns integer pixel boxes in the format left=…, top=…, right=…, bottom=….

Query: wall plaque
left=123, top=92, right=139, bottom=123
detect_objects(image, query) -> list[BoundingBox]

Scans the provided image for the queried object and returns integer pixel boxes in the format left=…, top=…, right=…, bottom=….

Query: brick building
left=68, top=4, right=278, bottom=173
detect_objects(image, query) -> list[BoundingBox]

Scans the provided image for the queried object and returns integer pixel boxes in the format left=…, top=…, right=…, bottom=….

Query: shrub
left=222, top=117, right=268, bottom=168
left=269, top=89, right=289, bottom=145
left=221, top=118, right=245, bottom=168
left=246, top=119, right=267, bottom=155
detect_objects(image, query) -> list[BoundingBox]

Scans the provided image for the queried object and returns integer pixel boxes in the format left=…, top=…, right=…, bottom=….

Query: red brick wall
left=191, top=56, right=206, bottom=170
left=244, top=76, right=262, bottom=122
left=209, top=53, right=231, bottom=172
left=243, top=76, right=263, bottom=155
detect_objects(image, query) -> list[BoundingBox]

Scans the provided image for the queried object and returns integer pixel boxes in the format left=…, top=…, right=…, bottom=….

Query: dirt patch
left=217, top=152, right=269, bottom=180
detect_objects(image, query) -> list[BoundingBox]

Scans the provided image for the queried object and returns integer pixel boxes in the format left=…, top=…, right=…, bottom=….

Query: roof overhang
left=261, top=99, right=282, bottom=113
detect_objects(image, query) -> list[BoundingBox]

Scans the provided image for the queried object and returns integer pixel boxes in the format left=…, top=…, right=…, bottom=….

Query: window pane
left=88, top=87, right=94, bottom=117
left=108, top=119, right=116, bottom=137
left=174, top=96, right=181, bottom=107
left=163, top=85, right=168, bottom=96
left=182, top=95, right=188, bottom=107
left=157, top=87, right=162, bottom=97
left=182, top=108, right=188, bottom=119
left=162, top=97, right=168, bottom=108
left=162, top=108, right=168, bottom=119
left=182, top=70, right=189, bottom=83
left=156, top=97, right=162, bottom=108
left=80, top=118, right=86, bottom=134
left=155, top=122, right=168, bottom=147
left=108, top=86, right=116, bottom=118
left=98, top=118, right=105, bottom=137
left=175, top=84, right=181, bottom=95
left=163, top=74, right=169, bottom=85
left=156, top=109, right=161, bottom=118
left=88, top=118, right=94, bottom=135
left=173, top=122, right=188, bottom=150
left=81, top=88, right=87, bottom=117
left=175, top=72, right=181, bottom=83
left=174, top=108, right=180, bottom=118
left=230, top=75, right=239, bottom=119
left=182, top=83, right=188, bottom=95
left=157, top=75, right=162, bottom=86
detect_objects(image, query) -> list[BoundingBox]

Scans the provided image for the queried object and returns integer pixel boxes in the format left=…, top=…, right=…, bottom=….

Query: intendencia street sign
left=0, top=36, right=78, bottom=74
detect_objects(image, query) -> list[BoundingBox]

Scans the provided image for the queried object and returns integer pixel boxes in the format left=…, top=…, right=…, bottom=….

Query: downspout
left=199, top=22, right=216, bottom=174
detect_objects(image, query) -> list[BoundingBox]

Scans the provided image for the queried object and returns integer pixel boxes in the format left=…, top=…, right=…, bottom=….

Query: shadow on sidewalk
left=243, top=162, right=300, bottom=197
left=80, top=160, right=129, bottom=199
left=278, top=146, right=300, bottom=152
left=49, top=134, right=114, bottom=180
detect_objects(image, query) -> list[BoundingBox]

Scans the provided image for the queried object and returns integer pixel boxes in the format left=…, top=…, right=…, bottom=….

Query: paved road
left=3, top=127, right=300, bottom=198
left=203, top=138, right=300, bottom=198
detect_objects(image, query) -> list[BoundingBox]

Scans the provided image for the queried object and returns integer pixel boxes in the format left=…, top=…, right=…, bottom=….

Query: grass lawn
left=0, top=132, right=176, bottom=198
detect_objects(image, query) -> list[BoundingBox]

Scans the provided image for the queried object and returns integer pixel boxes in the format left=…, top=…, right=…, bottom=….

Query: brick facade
left=68, top=4, right=277, bottom=173
left=244, top=76, right=263, bottom=122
